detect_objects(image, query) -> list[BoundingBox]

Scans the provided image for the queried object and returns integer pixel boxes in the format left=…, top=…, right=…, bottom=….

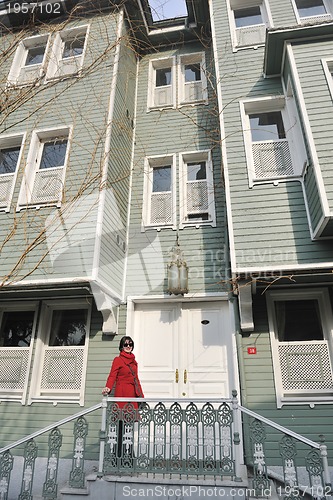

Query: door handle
left=184, top=369, right=187, bottom=384
left=175, top=369, right=179, bottom=383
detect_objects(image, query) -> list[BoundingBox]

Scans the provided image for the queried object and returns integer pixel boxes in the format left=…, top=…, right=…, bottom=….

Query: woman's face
left=123, top=340, right=133, bottom=353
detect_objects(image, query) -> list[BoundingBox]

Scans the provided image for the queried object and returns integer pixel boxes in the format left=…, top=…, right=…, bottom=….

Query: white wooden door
left=134, top=301, right=233, bottom=399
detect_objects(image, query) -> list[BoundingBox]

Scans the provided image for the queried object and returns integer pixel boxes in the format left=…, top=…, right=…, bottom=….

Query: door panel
left=134, top=301, right=233, bottom=399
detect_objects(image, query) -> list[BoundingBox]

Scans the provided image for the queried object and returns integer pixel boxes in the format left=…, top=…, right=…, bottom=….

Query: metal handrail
left=0, top=401, right=102, bottom=454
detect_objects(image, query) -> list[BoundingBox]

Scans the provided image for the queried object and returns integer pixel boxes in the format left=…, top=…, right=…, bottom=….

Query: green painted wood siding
left=126, top=44, right=227, bottom=297
left=98, top=30, right=137, bottom=295
left=304, top=163, right=323, bottom=229
left=291, top=41, right=333, bottom=212
left=240, top=291, right=333, bottom=461
left=211, top=0, right=333, bottom=273
left=0, top=12, right=119, bottom=285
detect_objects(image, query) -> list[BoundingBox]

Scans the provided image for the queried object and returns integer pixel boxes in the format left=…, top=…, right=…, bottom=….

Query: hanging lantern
left=167, top=247, right=188, bottom=295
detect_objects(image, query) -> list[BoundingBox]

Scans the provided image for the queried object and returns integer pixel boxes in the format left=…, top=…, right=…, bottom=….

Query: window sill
left=179, top=220, right=216, bottom=229
left=278, top=394, right=333, bottom=408
left=28, top=395, right=84, bottom=406
left=16, top=201, right=62, bottom=212
left=147, top=104, right=176, bottom=112
left=249, top=175, right=302, bottom=188
left=233, top=43, right=265, bottom=52
left=178, top=100, right=208, bottom=107
left=141, top=224, right=176, bottom=232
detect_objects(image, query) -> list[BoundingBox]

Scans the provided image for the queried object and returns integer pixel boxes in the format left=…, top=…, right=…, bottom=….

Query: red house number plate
left=247, top=347, right=257, bottom=355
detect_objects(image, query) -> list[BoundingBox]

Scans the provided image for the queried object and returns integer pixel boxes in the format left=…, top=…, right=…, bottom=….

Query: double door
left=133, top=301, right=234, bottom=399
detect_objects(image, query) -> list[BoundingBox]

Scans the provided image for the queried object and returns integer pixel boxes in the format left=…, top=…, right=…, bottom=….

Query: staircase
left=0, top=392, right=331, bottom=499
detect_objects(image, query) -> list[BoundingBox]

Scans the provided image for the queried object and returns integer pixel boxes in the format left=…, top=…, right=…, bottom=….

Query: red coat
left=105, top=351, right=144, bottom=409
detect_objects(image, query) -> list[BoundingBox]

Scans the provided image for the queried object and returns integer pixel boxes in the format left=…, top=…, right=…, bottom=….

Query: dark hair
left=119, top=336, right=134, bottom=352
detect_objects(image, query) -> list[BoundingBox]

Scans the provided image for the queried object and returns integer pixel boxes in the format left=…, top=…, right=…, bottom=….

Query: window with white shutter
left=17, top=127, right=71, bottom=210
left=0, top=302, right=38, bottom=404
left=292, top=0, right=332, bottom=23
left=227, top=0, right=272, bottom=50
left=148, top=57, right=176, bottom=109
left=7, top=34, right=49, bottom=86
left=28, top=299, right=91, bottom=406
left=179, top=151, right=216, bottom=227
left=143, top=155, right=176, bottom=228
left=46, top=26, right=88, bottom=80
left=267, top=289, right=333, bottom=407
left=179, top=53, right=208, bottom=105
left=0, top=134, right=24, bottom=212
left=241, top=94, right=307, bottom=187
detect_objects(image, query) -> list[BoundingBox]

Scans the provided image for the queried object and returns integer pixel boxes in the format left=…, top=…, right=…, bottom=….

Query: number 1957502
left=7, top=2, right=62, bottom=14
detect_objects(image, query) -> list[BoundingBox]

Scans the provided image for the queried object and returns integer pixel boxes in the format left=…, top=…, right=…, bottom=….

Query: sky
left=148, top=0, right=188, bottom=21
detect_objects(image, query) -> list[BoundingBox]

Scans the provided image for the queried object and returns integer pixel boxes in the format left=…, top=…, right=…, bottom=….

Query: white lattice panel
left=187, top=180, right=208, bottom=213
left=300, top=13, right=331, bottom=23
left=184, top=81, right=203, bottom=102
left=150, top=191, right=172, bottom=224
left=18, top=65, right=41, bottom=84
left=0, top=348, right=30, bottom=390
left=278, top=341, right=333, bottom=391
left=154, top=86, right=172, bottom=107
left=40, top=347, right=84, bottom=390
left=31, top=168, right=63, bottom=204
left=236, top=24, right=266, bottom=47
left=252, top=140, right=294, bottom=178
left=0, top=174, right=14, bottom=208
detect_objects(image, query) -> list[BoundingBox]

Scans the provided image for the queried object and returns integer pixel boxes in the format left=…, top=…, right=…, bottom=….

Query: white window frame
left=0, top=133, right=25, bottom=212
left=179, top=150, right=216, bottom=228
left=17, top=125, right=72, bottom=211
left=7, top=34, right=50, bottom=86
left=178, top=52, right=208, bottom=106
left=147, top=56, right=176, bottom=110
left=0, top=301, right=38, bottom=404
left=46, top=25, right=89, bottom=80
left=142, top=154, right=176, bottom=229
left=226, top=0, right=273, bottom=51
left=322, top=58, right=333, bottom=101
left=28, top=299, right=91, bottom=406
left=291, top=0, right=332, bottom=24
left=267, top=288, right=333, bottom=407
left=240, top=95, right=307, bottom=187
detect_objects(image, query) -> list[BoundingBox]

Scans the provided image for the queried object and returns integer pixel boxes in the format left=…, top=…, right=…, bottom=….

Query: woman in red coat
left=102, top=336, right=144, bottom=459
left=102, top=335, right=144, bottom=405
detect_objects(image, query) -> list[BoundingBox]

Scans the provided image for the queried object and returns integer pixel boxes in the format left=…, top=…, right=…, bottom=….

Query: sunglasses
left=123, top=342, right=133, bottom=347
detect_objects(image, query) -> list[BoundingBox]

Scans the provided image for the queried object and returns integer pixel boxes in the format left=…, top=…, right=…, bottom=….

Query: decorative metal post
left=98, top=397, right=108, bottom=477
left=0, top=450, right=14, bottom=500
left=18, top=440, right=38, bottom=500
left=42, top=428, right=63, bottom=500
left=319, top=435, right=332, bottom=498
left=231, top=390, right=242, bottom=482
left=69, top=416, right=88, bottom=489
left=279, top=435, right=301, bottom=499
left=249, top=419, right=270, bottom=496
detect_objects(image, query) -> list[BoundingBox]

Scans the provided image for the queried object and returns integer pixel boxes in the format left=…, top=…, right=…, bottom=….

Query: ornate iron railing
left=0, top=393, right=331, bottom=498
left=98, top=397, right=241, bottom=481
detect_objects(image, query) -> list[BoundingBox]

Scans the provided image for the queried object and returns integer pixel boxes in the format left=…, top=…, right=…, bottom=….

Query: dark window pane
left=63, top=36, right=85, bottom=58
left=187, top=162, right=206, bottom=181
left=249, top=112, right=286, bottom=141
left=296, top=0, right=326, bottom=17
left=187, top=213, right=209, bottom=221
left=0, top=311, right=34, bottom=347
left=0, top=146, right=20, bottom=174
left=153, top=166, right=171, bottom=192
left=275, top=300, right=323, bottom=342
left=49, top=309, right=87, bottom=346
left=156, top=68, right=171, bottom=87
left=40, top=140, right=68, bottom=169
left=234, top=6, right=263, bottom=27
left=25, top=46, right=45, bottom=66
left=185, top=63, right=201, bottom=82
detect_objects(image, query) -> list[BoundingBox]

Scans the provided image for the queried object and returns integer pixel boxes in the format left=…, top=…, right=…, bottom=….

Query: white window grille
left=143, top=155, right=176, bottom=228
left=0, top=303, right=38, bottom=404
left=17, top=126, right=71, bottom=210
left=0, top=134, right=24, bottom=212
left=29, top=300, right=91, bottom=405
left=179, top=151, right=216, bottom=227
left=241, top=94, right=307, bottom=187
left=267, top=289, right=333, bottom=407
left=292, top=0, right=332, bottom=23
left=227, top=0, right=272, bottom=50
left=148, top=57, right=176, bottom=109
left=46, top=26, right=88, bottom=80
left=7, top=34, right=49, bottom=86
left=179, top=53, right=208, bottom=105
